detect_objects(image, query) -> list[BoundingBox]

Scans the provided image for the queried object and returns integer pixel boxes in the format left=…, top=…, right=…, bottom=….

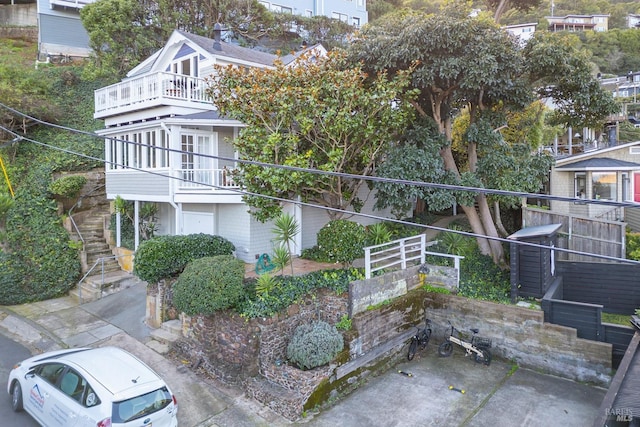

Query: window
left=37, top=363, right=65, bottom=385
left=574, top=172, right=586, bottom=198
left=332, top=12, right=348, bottom=23
left=592, top=172, right=617, bottom=200
left=353, top=17, right=360, bottom=28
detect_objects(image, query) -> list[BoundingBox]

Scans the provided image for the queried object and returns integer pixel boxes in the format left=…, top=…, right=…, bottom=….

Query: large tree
left=347, top=9, right=617, bottom=266
left=210, top=51, right=417, bottom=222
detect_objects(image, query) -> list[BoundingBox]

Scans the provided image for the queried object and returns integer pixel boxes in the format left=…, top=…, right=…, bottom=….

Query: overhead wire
left=0, top=104, right=637, bottom=265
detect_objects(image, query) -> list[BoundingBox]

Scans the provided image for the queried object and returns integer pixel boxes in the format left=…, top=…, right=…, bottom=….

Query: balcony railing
left=95, top=72, right=213, bottom=116
left=176, top=168, right=238, bottom=190
left=50, top=0, right=95, bottom=9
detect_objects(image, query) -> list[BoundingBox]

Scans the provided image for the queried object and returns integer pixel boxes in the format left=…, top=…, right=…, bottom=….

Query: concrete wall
left=0, top=4, right=36, bottom=26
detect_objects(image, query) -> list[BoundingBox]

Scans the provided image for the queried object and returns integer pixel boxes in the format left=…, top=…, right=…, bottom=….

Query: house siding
left=106, top=170, right=171, bottom=200
left=217, top=204, right=253, bottom=262
left=37, top=0, right=91, bottom=56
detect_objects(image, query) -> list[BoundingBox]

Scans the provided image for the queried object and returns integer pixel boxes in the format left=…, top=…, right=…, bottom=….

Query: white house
left=504, top=23, right=537, bottom=46
left=36, top=0, right=93, bottom=59
left=94, top=28, right=390, bottom=262
left=258, top=0, right=367, bottom=27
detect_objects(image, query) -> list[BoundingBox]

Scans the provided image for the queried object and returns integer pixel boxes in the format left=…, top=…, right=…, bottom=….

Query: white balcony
left=176, top=168, right=238, bottom=191
left=94, top=72, right=214, bottom=119
left=50, top=0, right=96, bottom=9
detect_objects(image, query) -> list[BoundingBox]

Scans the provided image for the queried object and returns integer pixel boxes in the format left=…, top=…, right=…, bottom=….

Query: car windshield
left=112, top=387, right=173, bottom=423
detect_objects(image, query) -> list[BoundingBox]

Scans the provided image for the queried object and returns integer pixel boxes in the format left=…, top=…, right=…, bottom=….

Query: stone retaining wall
left=161, top=268, right=613, bottom=421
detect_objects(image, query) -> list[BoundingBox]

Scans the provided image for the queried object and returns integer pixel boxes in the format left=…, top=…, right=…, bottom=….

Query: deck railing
left=176, top=168, right=238, bottom=190
left=95, top=72, right=213, bottom=114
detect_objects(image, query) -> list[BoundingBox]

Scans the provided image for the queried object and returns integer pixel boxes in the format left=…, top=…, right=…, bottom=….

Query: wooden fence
left=523, top=207, right=625, bottom=261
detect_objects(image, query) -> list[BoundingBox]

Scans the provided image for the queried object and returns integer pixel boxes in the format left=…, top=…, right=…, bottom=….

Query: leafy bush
left=287, top=320, right=344, bottom=370
left=48, top=175, right=87, bottom=199
left=238, top=268, right=363, bottom=319
left=626, top=231, right=640, bottom=260
left=172, top=255, right=245, bottom=315
left=458, top=246, right=510, bottom=303
left=365, top=222, right=392, bottom=246
left=335, top=314, right=352, bottom=331
left=134, top=234, right=235, bottom=283
left=0, top=166, right=81, bottom=304
left=316, top=220, right=366, bottom=264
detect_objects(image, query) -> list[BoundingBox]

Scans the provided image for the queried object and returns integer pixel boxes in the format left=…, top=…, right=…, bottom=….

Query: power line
left=1, top=122, right=636, bottom=265
left=1, top=101, right=637, bottom=209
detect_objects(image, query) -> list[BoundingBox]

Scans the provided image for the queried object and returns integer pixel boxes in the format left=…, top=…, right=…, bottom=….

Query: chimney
left=213, top=22, right=222, bottom=50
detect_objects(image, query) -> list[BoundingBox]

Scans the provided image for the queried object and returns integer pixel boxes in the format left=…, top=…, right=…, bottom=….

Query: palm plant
left=271, top=213, right=300, bottom=275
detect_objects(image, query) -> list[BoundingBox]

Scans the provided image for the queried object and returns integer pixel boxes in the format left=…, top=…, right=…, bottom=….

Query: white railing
left=95, top=72, right=213, bottom=114
left=176, top=168, right=238, bottom=190
left=50, top=0, right=96, bottom=9
left=364, top=235, right=426, bottom=279
left=363, top=235, right=464, bottom=285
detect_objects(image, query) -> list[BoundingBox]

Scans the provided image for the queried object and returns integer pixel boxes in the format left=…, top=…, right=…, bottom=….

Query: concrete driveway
left=298, top=349, right=606, bottom=427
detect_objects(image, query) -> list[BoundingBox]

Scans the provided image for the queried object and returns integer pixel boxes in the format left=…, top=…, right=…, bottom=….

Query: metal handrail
left=76, top=253, right=132, bottom=303
left=67, top=184, right=107, bottom=249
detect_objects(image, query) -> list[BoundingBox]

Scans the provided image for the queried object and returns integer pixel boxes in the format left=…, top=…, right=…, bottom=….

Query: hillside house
left=545, top=14, right=609, bottom=32
left=258, top=0, right=368, bottom=27
left=94, top=28, right=391, bottom=262
left=548, top=141, right=640, bottom=228
left=36, top=0, right=92, bottom=58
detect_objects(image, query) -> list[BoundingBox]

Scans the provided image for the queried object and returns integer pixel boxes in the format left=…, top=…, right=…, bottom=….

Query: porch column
left=134, top=200, right=140, bottom=249
left=294, top=197, right=303, bottom=256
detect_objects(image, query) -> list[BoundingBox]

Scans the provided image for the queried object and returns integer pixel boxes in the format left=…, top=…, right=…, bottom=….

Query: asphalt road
left=0, top=333, right=40, bottom=427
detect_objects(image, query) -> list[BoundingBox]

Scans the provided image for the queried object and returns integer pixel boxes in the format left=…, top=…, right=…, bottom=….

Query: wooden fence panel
left=523, top=207, right=625, bottom=261
left=546, top=299, right=603, bottom=341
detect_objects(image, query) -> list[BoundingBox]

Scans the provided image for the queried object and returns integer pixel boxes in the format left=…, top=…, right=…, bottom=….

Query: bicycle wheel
left=408, top=338, right=418, bottom=361
left=474, top=348, right=492, bottom=366
left=419, top=328, right=432, bottom=350
left=438, top=341, right=453, bottom=357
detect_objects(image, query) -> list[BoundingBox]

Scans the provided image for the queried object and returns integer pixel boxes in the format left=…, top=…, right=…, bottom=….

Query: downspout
left=161, top=121, right=182, bottom=235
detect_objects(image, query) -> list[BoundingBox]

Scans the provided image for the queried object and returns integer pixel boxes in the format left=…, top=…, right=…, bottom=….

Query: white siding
left=106, top=170, right=171, bottom=200
left=217, top=204, right=253, bottom=262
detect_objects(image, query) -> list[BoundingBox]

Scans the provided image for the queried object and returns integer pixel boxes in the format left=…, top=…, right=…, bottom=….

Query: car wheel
left=11, top=381, right=23, bottom=412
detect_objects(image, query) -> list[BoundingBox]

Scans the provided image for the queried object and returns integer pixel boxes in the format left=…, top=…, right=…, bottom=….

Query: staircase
left=148, top=319, right=182, bottom=354
left=68, top=202, right=133, bottom=303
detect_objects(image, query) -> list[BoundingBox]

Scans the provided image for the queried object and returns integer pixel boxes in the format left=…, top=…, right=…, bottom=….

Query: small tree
left=271, top=213, right=299, bottom=275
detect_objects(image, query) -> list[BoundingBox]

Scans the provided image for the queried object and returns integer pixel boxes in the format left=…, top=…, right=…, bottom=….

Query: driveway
left=298, top=349, right=606, bottom=427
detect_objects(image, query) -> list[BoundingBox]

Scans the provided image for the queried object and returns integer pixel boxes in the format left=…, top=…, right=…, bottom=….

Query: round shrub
left=317, top=219, right=366, bottom=264
left=172, top=255, right=245, bottom=315
left=133, top=233, right=235, bottom=283
left=49, top=175, right=87, bottom=198
left=287, top=320, right=344, bottom=370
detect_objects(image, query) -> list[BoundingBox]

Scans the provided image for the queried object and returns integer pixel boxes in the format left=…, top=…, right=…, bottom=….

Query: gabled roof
left=126, top=30, right=327, bottom=79
left=555, top=157, right=640, bottom=171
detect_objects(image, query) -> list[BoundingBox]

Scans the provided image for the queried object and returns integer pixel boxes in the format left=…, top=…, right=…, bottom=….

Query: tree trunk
left=493, top=0, right=510, bottom=24
left=493, top=200, right=509, bottom=237
left=477, top=195, right=506, bottom=267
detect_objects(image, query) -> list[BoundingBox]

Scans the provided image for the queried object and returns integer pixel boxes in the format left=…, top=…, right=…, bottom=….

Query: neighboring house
left=94, top=28, right=389, bottom=263
left=0, top=2, right=36, bottom=27
left=504, top=22, right=537, bottom=46
left=549, top=141, right=640, bottom=228
left=545, top=14, right=609, bottom=32
left=36, top=0, right=93, bottom=58
left=258, top=0, right=368, bottom=27
left=628, top=13, right=640, bottom=29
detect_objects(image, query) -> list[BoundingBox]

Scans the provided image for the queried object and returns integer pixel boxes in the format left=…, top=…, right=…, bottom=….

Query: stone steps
left=148, top=319, right=182, bottom=354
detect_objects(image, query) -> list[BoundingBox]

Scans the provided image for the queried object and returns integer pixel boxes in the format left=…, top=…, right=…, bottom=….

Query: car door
left=45, top=368, right=96, bottom=427
left=22, top=362, right=66, bottom=426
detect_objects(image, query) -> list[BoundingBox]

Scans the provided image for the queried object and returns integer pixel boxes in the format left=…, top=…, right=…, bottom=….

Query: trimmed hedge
left=172, top=255, right=245, bottom=316
left=133, top=234, right=235, bottom=283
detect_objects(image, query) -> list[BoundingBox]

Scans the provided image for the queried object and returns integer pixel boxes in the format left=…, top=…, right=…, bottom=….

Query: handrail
left=67, top=184, right=107, bottom=249
left=76, top=253, right=131, bottom=303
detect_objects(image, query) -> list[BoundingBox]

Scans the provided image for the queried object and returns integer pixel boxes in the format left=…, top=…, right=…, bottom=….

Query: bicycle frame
left=438, top=322, right=492, bottom=366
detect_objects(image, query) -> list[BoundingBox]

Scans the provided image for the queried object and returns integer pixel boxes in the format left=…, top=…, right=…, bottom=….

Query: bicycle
left=407, top=317, right=432, bottom=361
left=438, top=321, right=492, bottom=366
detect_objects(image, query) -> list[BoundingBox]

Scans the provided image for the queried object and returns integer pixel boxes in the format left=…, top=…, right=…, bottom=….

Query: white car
left=7, top=346, right=178, bottom=427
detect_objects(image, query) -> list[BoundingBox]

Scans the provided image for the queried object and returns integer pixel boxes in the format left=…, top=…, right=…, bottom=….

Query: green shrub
left=316, top=220, right=366, bottom=264
left=287, top=320, right=344, bottom=370
left=133, top=233, right=235, bottom=283
left=335, top=314, right=352, bottom=331
left=48, top=175, right=87, bottom=198
left=626, top=231, right=640, bottom=261
left=0, top=166, right=81, bottom=305
left=365, top=222, right=393, bottom=246
left=172, top=255, right=245, bottom=315
left=238, top=268, right=363, bottom=319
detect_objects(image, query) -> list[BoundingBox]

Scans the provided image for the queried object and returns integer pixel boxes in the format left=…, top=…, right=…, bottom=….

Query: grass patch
left=601, top=312, right=633, bottom=326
